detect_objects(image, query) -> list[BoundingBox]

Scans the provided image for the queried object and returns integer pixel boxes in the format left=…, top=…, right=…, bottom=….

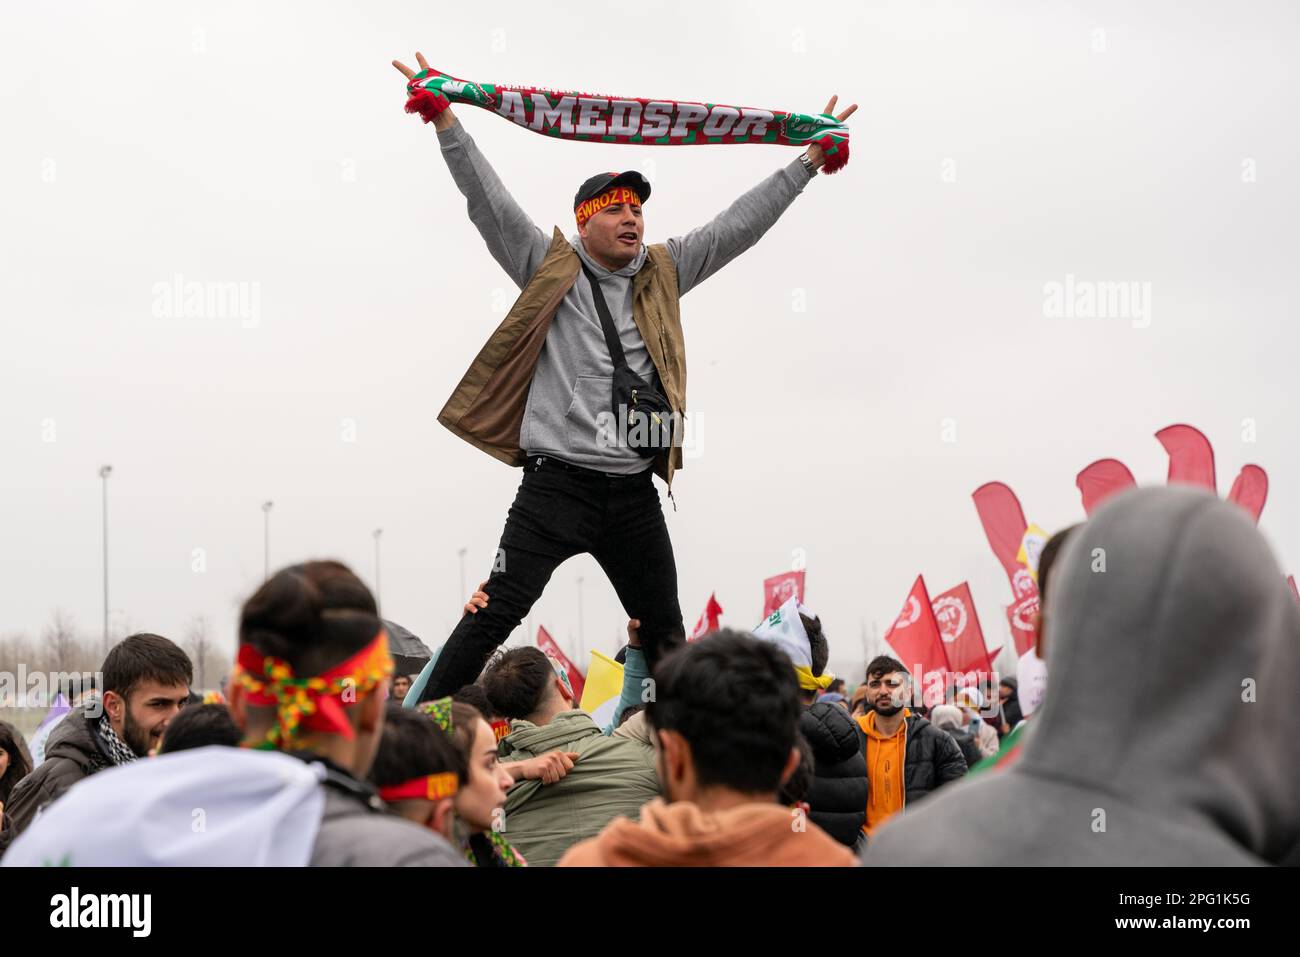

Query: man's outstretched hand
left=806, top=95, right=857, bottom=173
left=392, top=52, right=458, bottom=132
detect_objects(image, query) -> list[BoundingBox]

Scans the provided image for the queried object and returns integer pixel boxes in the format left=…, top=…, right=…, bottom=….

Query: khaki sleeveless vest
left=437, top=227, right=687, bottom=488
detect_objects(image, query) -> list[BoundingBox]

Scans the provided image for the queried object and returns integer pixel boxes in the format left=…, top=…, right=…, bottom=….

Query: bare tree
left=0, top=631, right=36, bottom=706
left=43, top=609, right=80, bottom=674
left=29, top=611, right=99, bottom=702
left=185, top=616, right=213, bottom=691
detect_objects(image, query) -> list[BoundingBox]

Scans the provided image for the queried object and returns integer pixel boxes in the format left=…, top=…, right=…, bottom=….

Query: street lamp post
left=99, top=465, right=112, bottom=655
left=262, top=501, right=274, bottom=580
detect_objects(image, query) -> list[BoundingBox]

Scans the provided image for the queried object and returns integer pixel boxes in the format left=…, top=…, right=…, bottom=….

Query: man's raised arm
left=394, top=53, right=550, bottom=290
left=667, top=94, right=857, bottom=298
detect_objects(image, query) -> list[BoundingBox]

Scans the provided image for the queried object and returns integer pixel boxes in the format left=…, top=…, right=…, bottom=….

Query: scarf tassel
left=405, top=89, right=451, bottom=124
left=818, top=135, right=850, bottom=175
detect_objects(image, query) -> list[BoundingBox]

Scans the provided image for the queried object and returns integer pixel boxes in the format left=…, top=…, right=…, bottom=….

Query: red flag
left=932, top=583, right=993, bottom=676
left=1156, top=424, right=1216, bottom=491
left=762, top=571, right=806, bottom=618
left=536, top=625, right=585, bottom=701
left=688, top=592, right=724, bottom=642
left=973, top=483, right=1029, bottom=579
left=1288, top=576, right=1299, bottom=605
left=883, top=576, right=949, bottom=707
left=1005, top=600, right=1039, bottom=658
left=1226, top=465, right=1268, bottom=524
left=1076, top=459, right=1136, bottom=516
left=973, top=482, right=1039, bottom=657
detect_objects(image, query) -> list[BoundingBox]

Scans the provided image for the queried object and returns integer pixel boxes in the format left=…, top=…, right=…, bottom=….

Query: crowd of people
left=1, top=486, right=1297, bottom=867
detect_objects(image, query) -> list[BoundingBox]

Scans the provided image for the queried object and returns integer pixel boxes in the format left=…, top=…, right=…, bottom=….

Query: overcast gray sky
left=2, top=0, right=1297, bottom=682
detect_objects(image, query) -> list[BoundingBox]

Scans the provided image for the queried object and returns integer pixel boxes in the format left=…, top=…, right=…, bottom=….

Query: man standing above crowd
left=391, top=51, right=857, bottom=702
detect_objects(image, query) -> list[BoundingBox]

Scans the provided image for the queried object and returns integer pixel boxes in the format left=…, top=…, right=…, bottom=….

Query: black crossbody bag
left=581, top=262, right=674, bottom=457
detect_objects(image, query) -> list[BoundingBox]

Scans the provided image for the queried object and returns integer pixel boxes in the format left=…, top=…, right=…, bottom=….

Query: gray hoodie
left=436, top=120, right=813, bottom=473
left=861, top=486, right=1300, bottom=866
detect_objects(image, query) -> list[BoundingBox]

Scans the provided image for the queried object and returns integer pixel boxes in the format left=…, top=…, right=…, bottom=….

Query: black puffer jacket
left=799, top=702, right=868, bottom=845
left=901, top=713, right=968, bottom=804
left=938, top=723, right=983, bottom=771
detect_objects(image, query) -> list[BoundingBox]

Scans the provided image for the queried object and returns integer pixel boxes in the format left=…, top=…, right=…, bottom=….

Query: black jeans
left=418, top=457, right=685, bottom=702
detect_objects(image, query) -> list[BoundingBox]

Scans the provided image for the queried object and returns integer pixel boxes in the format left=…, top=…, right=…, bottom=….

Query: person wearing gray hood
left=391, top=53, right=858, bottom=702
left=860, top=486, right=1300, bottom=866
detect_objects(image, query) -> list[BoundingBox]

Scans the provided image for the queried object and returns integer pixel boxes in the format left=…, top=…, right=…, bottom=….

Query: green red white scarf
left=404, top=66, right=850, bottom=174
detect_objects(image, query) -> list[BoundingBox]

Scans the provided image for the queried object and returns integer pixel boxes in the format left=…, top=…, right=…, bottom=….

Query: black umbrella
left=382, top=619, right=434, bottom=676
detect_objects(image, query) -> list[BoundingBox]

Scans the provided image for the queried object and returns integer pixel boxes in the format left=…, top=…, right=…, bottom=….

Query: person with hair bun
left=227, top=560, right=466, bottom=866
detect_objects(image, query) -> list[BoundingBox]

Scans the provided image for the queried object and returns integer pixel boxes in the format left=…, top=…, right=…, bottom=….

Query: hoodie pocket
left=564, top=375, right=614, bottom=458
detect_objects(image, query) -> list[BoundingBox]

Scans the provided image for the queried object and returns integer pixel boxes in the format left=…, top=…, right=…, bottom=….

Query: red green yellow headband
left=403, top=66, right=850, bottom=174
left=419, top=694, right=510, bottom=741
left=378, top=772, right=459, bottom=803
left=576, top=186, right=643, bottom=226
left=418, top=696, right=454, bottom=732
left=235, top=628, right=394, bottom=751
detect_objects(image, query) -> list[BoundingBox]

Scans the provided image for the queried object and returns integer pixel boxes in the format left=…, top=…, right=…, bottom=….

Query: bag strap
left=580, top=262, right=628, bottom=372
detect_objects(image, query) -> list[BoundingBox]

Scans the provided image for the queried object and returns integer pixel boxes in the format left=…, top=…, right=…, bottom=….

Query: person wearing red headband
left=370, top=705, right=465, bottom=846
left=416, top=698, right=529, bottom=866
left=228, top=560, right=466, bottom=866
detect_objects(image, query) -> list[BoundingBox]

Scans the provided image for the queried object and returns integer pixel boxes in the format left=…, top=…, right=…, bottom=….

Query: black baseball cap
left=573, top=170, right=652, bottom=211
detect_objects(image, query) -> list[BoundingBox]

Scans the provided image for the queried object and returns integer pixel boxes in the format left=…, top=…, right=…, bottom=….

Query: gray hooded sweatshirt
left=436, top=119, right=813, bottom=473
left=861, top=486, right=1300, bottom=866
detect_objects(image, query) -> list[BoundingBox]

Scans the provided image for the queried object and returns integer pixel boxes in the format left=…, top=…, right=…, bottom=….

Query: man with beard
left=856, top=655, right=966, bottom=838
left=0, top=633, right=191, bottom=852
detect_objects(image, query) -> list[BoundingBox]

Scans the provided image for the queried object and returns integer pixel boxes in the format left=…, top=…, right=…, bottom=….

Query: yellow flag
left=580, top=650, right=625, bottom=728
left=1016, top=523, right=1049, bottom=581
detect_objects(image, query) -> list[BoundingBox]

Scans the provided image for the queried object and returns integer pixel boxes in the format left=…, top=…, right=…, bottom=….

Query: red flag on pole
left=973, top=482, right=1039, bottom=657
left=1226, top=465, right=1268, bottom=524
left=688, top=592, right=724, bottom=642
left=536, top=625, right=585, bottom=701
left=883, top=576, right=950, bottom=708
left=1076, top=459, right=1137, bottom=516
left=1156, top=424, right=1216, bottom=491
left=762, top=571, right=806, bottom=618
left=973, top=482, right=1029, bottom=579
left=932, top=582, right=994, bottom=677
